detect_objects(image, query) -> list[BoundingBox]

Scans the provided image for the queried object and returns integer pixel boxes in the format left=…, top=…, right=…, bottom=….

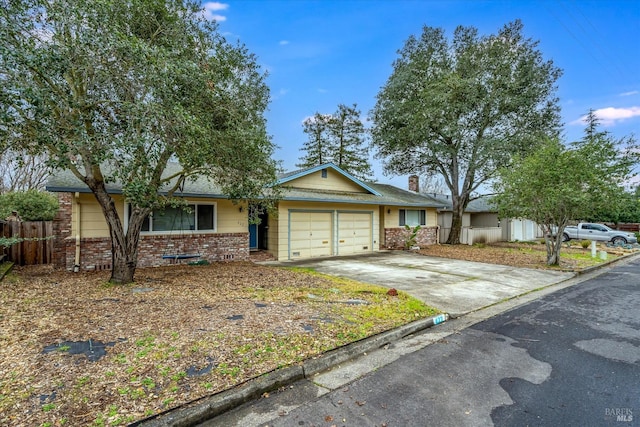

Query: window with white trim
left=130, top=203, right=216, bottom=233
left=399, top=209, right=426, bottom=226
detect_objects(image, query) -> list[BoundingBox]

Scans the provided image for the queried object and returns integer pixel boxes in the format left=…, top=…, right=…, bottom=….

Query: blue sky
left=202, top=0, right=640, bottom=189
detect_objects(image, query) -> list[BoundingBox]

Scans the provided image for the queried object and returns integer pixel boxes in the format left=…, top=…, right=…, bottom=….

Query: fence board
left=1, top=221, right=53, bottom=265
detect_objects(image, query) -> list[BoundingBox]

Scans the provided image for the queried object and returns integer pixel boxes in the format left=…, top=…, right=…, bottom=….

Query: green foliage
left=580, top=240, right=591, bottom=249
left=0, top=190, right=59, bottom=221
left=585, top=186, right=640, bottom=224
left=371, top=20, right=562, bottom=244
left=404, top=224, right=421, bottom=249
left=493, top=113, right=638, bottom=265
left=298, top=104, right=373, bottom=180
left=0, top=237, right=22, bottom=248
left=0, top=0, right=279, bottom=283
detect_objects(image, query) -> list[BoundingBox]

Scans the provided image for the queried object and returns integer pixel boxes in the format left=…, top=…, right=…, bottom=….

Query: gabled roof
left=47, top=162, right=447, bottom=208
left=276, top=163, right=381, bottom=196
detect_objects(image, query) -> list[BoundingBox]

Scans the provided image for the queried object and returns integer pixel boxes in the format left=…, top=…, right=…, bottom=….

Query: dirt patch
left=0, top=262, right=436, bottom=426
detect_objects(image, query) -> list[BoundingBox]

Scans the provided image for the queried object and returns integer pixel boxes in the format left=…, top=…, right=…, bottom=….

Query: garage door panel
left=338, top=212, right=372, bottom=255
left=289, top=211, right=333, bottom=259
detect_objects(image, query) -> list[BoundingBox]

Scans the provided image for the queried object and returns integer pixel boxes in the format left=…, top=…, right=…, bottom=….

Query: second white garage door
left=289, top=211, right=333, bottom=259
left=338, top=212, right=373, bottom=255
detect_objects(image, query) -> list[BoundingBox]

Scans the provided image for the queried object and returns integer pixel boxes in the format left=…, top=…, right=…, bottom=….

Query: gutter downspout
left=74, top=192, right=81, bottom=272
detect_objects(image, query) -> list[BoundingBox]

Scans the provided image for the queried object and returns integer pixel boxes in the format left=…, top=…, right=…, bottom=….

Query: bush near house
left=0, top=190, right=59, bottom=221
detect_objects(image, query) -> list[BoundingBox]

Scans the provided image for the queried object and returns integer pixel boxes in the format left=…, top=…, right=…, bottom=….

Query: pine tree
left=297, top=113, right=334, bottom=168
left=297, top=104, right=373, bottom=181
left=328, top=104, right=373, bottom=181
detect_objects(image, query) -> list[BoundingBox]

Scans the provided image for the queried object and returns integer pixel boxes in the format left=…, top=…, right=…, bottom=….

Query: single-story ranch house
left=47, top=163, right=448, bottom=271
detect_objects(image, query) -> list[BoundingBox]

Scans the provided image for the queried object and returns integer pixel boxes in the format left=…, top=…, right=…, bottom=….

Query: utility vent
left=292, top=251, right=300, bottom=256
left=362, top=246, right=369, bottom=250
left=96, top=263, right=112, bottom=271
left=223, top=254, right=234, bottom=260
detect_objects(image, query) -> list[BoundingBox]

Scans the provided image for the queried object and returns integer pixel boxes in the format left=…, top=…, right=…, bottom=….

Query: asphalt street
left=204, top=258, right=640, bottom=427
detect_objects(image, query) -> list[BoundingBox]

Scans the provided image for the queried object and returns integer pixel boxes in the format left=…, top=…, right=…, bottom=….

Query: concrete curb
left=135, top=313, right=449, bottom=426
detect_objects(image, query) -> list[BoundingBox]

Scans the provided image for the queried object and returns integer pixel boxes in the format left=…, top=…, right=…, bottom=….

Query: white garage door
left=289, top=211, right=333, bottom=259
left=338, top=212, right=372, bottom=255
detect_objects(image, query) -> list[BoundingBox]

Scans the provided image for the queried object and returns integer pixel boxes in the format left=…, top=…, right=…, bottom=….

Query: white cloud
left=620, top=90, right=639, bottom=97
left=301, top=113, right=331, bottom=124
left=317, top=88, right=328, bottom=94
left=279, top=40, right=290, bottom=46
left=271, top=88, right=289, bottom=100
left=571, top=106, right=640, bottom=126
left=202, top=2, right=229, bottom=21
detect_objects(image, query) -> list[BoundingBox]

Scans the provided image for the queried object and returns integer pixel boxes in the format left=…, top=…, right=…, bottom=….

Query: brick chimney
left=408, top=175, right=419, bottom=192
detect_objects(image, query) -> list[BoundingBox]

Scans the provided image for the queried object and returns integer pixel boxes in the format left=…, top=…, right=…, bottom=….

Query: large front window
left=132, top=203, right=216, bottom=233
left=399, top=209, right=426, bottom=227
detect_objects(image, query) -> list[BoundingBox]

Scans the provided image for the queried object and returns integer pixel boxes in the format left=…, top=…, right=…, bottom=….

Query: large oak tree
left=0, top=0, right=278, bottom=283
left=371, top=20, right=562, bottom=243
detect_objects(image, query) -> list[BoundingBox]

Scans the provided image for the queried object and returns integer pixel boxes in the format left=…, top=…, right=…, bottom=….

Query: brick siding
left=62, top=233, right=249, bottom=271
left=52, top=193, right=72, bottom=269
left=384, top=226, right=438, bottom=249
left=52, top=192, right=249, bottom=271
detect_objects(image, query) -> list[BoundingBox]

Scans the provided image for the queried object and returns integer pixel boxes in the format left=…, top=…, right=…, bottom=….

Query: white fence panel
left=466, top=227, right=503, bottom=246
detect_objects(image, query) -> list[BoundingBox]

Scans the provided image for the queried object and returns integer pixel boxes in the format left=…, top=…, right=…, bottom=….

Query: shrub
left=404, top=225, right=421, bottom=249
left=0, top=190, right=59, bottom=221
left=580, top=240, right=591, bottom=249
left=474, top=235, right=487, bottom=244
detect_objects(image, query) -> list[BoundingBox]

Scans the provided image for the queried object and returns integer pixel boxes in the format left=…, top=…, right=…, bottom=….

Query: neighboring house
left=46, top=163, right=444, bottom=271
left=433, top=195, right=542, bottom=244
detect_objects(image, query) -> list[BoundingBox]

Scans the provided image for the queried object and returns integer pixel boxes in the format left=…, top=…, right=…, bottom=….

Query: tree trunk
left=446, top=195, right=467, bottom=244
left=88, top=181, right=140, bottom=284
left=543, top=225, right=563, bottom=266
left=111, top=241, right=137, bottom=284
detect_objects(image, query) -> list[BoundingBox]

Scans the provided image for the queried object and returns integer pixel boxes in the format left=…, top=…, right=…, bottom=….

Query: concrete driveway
left=273, top=251, right=575, bottom=316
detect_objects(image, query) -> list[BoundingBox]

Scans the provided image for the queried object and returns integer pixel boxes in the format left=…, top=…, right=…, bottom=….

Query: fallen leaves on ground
left=419, top=241, right=627, bottom=270
left=0, top=262, right=436, bottom=426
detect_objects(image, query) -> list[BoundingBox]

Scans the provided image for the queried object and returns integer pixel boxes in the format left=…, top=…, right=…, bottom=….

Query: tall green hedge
left=0, top=190, right=59, bottom=221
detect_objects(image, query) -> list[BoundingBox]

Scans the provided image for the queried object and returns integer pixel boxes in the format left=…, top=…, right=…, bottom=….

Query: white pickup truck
left=561, top=223, right=637, bottom=245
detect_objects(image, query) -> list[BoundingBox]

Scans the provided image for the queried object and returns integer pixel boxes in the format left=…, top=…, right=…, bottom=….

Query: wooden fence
left=605, top=223, right=640, bottom=233
left=1, top=220, right=53, bottom=265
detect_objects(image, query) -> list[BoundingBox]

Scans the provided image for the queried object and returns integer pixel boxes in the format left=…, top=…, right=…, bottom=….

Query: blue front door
left=249, top=223, right=258, bottom=249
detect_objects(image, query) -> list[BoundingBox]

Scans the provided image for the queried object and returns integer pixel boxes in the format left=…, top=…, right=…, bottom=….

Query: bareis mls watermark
left=605, top=408, right=633, bottom=422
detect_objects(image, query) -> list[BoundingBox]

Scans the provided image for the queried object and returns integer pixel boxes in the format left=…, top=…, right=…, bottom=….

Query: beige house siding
left=383, top=206, right=438, bottom=228
left=285, top=169, right=368, bottom=193
left=72, top=195, right=246, bottom=237
left=73, top=193, right=124, bottom=238
left=214, top=200, right=248, bottom=233
left=266, top=215, right=279, bottom=258
left=272, top=201, right=380, bottom=261
left=55, top=192, right=250, bottom=271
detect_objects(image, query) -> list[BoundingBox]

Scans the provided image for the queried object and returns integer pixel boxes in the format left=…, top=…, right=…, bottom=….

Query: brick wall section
left=51, top=191, right=249, bottom=270
left=384, top=226, right=438, bottom=249
left=52, top=192, right=73, bottom=269
left=63, top=233, right=250, bottom=271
